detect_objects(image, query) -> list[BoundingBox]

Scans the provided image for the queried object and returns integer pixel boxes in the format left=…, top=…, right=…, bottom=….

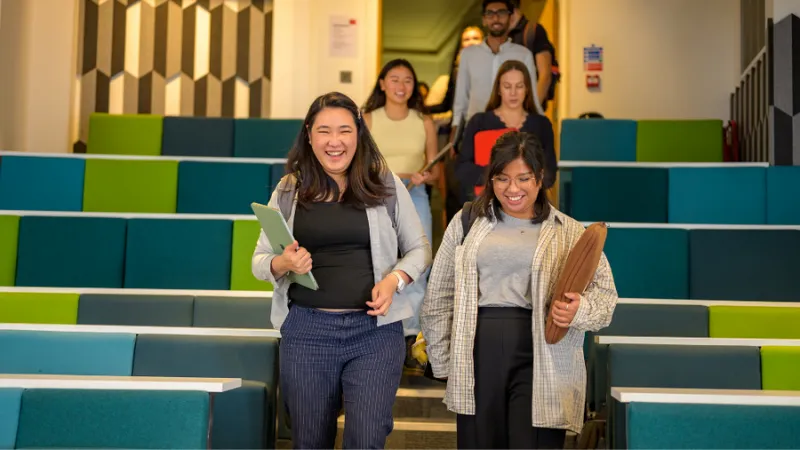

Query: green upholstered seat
left=570, top=167, right=668, bottom=222
left=626, top=402, right=800, bottom=449
left=708, top=306, right=800, bottom=339
left=0, top=156, right=85, bottom=211
left=0, top=330, right=135, bottom=375
left=234, top=118, right=302, bottom=158
left=231, top=220, right=273, bottom=291
left=77, top=293, right=194, bottom=327
left=607, top=344, right=762, bottom=449
left=0, top=216, right=19, bottom=286
left=87, top=113, right=163, bottom=156
left=176, top=161, right=271, bottom=214
left=193, top=296, right=273, bottom=329
left=559, top=119, right=637, bottom=161
left=162, top=116, right=234, bottom=157
left=760, top=347, right=800, bottom=390
left=668, top=167, right=767, bottom=224
left=604, top=228, right=689, bottom=299
left=15, top=216, right=127, bottom=288
left=15, top=389, right=208, bottom=449
left=636, top=120, right=723, bottom=162
left=587, top=304, right=708, bottom=412
left=124, top=219, right=232, bottom=290
left=0, top=292, right=79, bottom=324
left=131, top=334, right=279, bottom=448
left=689, top=230, right=800, bottom=301
left=0, top=389, right=21, bottom=450
left=83, top=159, right=178, bottom=213
left=766, top=166, right=800, bottom=224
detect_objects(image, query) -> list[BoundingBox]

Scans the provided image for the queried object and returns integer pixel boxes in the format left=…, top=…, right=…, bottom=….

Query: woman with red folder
left=455, top=60, right=557, bottom=199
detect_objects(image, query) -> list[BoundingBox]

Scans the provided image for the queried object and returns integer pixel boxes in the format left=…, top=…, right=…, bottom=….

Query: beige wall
left=270, top=0, right=381, bottom=118
left=559, top=0, right=741, bottom=121
left=769, top=0, right=800, bottom=20
left=0, top=0, right=78, bottom=153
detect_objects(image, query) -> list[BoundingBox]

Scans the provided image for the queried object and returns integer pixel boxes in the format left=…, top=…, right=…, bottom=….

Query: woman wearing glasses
left=421, top=131, right=617, bottom=448
left=456, top=59, right=556, bottom=200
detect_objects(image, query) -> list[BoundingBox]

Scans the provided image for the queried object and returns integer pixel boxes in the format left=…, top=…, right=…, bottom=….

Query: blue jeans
left=279, top=305, right=405, bottom=449
left=402, top=183, right=432, bottom=337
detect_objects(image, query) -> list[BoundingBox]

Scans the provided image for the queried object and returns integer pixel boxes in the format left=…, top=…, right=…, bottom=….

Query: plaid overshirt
left=420, top=205, right=618, bottom=433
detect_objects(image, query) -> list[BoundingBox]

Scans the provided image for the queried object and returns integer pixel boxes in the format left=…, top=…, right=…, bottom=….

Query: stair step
left=393, top=387, right=453, bottom=420
left=335, top=417, right=457, bottom=449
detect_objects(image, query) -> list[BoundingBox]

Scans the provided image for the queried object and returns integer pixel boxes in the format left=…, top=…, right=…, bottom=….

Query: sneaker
left=403, top=336, right=425, bottom=376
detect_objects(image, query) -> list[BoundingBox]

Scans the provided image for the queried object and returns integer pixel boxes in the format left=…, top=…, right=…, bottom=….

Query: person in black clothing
left=456, top=60, right=556, bottom=201
left=507, top=0, right=559, bottom=112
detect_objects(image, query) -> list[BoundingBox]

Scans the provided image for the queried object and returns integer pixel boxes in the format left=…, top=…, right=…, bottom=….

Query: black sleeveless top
left=287, top=202, right=375, bottom=309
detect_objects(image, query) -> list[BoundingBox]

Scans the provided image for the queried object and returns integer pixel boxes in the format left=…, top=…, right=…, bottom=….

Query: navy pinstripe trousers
left=279, top=305, right=406, bottom=449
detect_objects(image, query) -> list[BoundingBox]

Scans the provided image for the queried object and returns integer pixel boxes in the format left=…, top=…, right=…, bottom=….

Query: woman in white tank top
left=362, top=59, right=440, bottom=376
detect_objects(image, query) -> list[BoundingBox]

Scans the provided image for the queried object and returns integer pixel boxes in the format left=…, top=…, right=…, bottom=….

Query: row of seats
left=0, top=215, right=269, bottom=291
left=562, top=165, right=800, bottom=225
left=584, top=302, right=800, bottom=414
left=0, top=387, right=210, bottom=449
left=0, top=155, right=286, bottom=214
left=619, top=390, right=800, bottom=449
left=604, top=342, right=800, bottom=448
left=3, top=213, right=798, bottom=300
left=87, top=113, right=302, bottom=158
left=1, top=328, right=278, bottom=449
left=559, top=119, right=723, bottom=162
left=0, top=291, right=273, bottom=329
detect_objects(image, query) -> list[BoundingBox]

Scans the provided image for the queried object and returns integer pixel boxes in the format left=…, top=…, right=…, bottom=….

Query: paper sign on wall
left=583, top=45, right=603, bottom=71
left=330, top=16, right=358, bottom=58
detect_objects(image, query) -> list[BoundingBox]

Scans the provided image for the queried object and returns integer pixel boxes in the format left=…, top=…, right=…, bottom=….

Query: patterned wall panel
left=74, top=0, right=273, bottom=153
left=771, top=13, right=800, bottom=165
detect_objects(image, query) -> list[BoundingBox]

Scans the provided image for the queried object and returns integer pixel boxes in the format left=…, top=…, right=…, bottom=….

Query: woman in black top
left=455, top=60, right=557, bottom=201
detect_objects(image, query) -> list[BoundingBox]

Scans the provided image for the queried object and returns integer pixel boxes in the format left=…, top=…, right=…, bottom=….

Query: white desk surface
left=0, top=323, right=281, bottom=338
left=612, top=387, right=800, bottom=406
left=0, top=374, right=242, bottom=392
left=559, top=161, right=769, bottom=168
left=595, top=336, right=800, bottom=346
left=618, top=298, right=800, bottom=308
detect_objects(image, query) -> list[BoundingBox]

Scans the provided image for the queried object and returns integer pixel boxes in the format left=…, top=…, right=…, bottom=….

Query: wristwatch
left=391, top=271, right=406, bottom=293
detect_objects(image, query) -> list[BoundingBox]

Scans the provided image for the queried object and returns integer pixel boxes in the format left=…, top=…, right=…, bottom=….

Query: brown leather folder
left=545, top=222, right=608, bottom=344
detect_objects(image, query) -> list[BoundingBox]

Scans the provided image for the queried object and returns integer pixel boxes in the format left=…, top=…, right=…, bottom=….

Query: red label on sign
left=350, top=19, right=356, bottom=25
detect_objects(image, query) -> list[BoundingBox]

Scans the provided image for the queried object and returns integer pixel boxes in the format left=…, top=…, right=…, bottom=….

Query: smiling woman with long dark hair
left=421, top=130, right=617, bottom=449
left=252, top=91, right=432, bottom=449
left=362, top=58, right=440, bottom=376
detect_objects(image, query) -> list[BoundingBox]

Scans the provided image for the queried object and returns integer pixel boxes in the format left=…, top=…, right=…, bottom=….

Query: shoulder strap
left=461, top=201, right=475, bottom=244
left=277, top=172, right=397, bottom=231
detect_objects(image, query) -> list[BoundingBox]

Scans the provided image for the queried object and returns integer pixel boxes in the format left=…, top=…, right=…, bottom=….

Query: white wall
left=559, top=0, right=740, bottom=121
left=270, top=0, right=380, bottom=119
left=769, top=0, right=800, bottom=20
left=0, top=0, right=79, bottom=152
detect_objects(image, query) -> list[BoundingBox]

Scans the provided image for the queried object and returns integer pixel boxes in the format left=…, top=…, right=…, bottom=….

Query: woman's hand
left=551, top=293, right=581, bottom=327
left=410, top=171, right=431, bottom=186
left=271, top=240, right=312, bottom=278
left=367, top=274, right=399, bottom=316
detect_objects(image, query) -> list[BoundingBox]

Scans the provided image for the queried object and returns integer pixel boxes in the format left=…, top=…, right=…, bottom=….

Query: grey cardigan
left=252, top=173, right=432, bottom=330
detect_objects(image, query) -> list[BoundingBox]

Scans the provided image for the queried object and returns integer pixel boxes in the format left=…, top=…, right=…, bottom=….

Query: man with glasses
left=450, top=0, right=542, bottom=147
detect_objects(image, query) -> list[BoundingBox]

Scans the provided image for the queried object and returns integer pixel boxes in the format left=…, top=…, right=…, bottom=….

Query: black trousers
left=456, top=307, right=567, bottom=449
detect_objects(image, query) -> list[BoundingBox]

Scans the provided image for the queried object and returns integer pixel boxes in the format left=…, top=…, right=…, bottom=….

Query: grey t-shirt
left=477, top=210, right=542, bottom=309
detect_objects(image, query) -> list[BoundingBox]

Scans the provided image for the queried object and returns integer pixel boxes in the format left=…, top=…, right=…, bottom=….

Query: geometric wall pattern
left=771, top=13, right=800, bottom=166
left=74, top=0, right=273, bottom=153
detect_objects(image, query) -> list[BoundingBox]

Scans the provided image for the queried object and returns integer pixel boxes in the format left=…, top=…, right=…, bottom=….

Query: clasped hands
left=272, top=240, right=398, bottom=316
left=551, top=293, right=581, bottom=328
left=409, top=170, right=432, bottom=186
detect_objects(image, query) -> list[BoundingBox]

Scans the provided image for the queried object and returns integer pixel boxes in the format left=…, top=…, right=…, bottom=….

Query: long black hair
left=285, top=92, right=393, bottom=208
left=362, top=59, right=428, bottom=115
left=472, top=130, right=552, bottom=224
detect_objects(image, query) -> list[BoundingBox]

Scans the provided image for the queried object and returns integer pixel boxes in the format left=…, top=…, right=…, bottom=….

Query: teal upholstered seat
left=0, top=156, right=85, bottom=211
left=176, top=161, right=272, bottom=214
left=15, top=216, right=127, bottom=288
left=77, top=293, right=194, bottom=327
left=162, top=116, right=234, bottom=157
left=234, top=119, right=302, bottom=158
left=124, top=219, right=232, bottom=290
left=15, top=389, right=209, bottom=449
left=192, top=296, right=273, bottom=329
left=668, top=167, right=767, bottom=224
left=766, top=166, right=800, bottom=224
left=559, top=119, right=637, bottom=161
left=0, top=389, right=21, bottom=449
left=0, top=330, right=135, bottom=376
left=570, top=167, right=668, bottom=222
